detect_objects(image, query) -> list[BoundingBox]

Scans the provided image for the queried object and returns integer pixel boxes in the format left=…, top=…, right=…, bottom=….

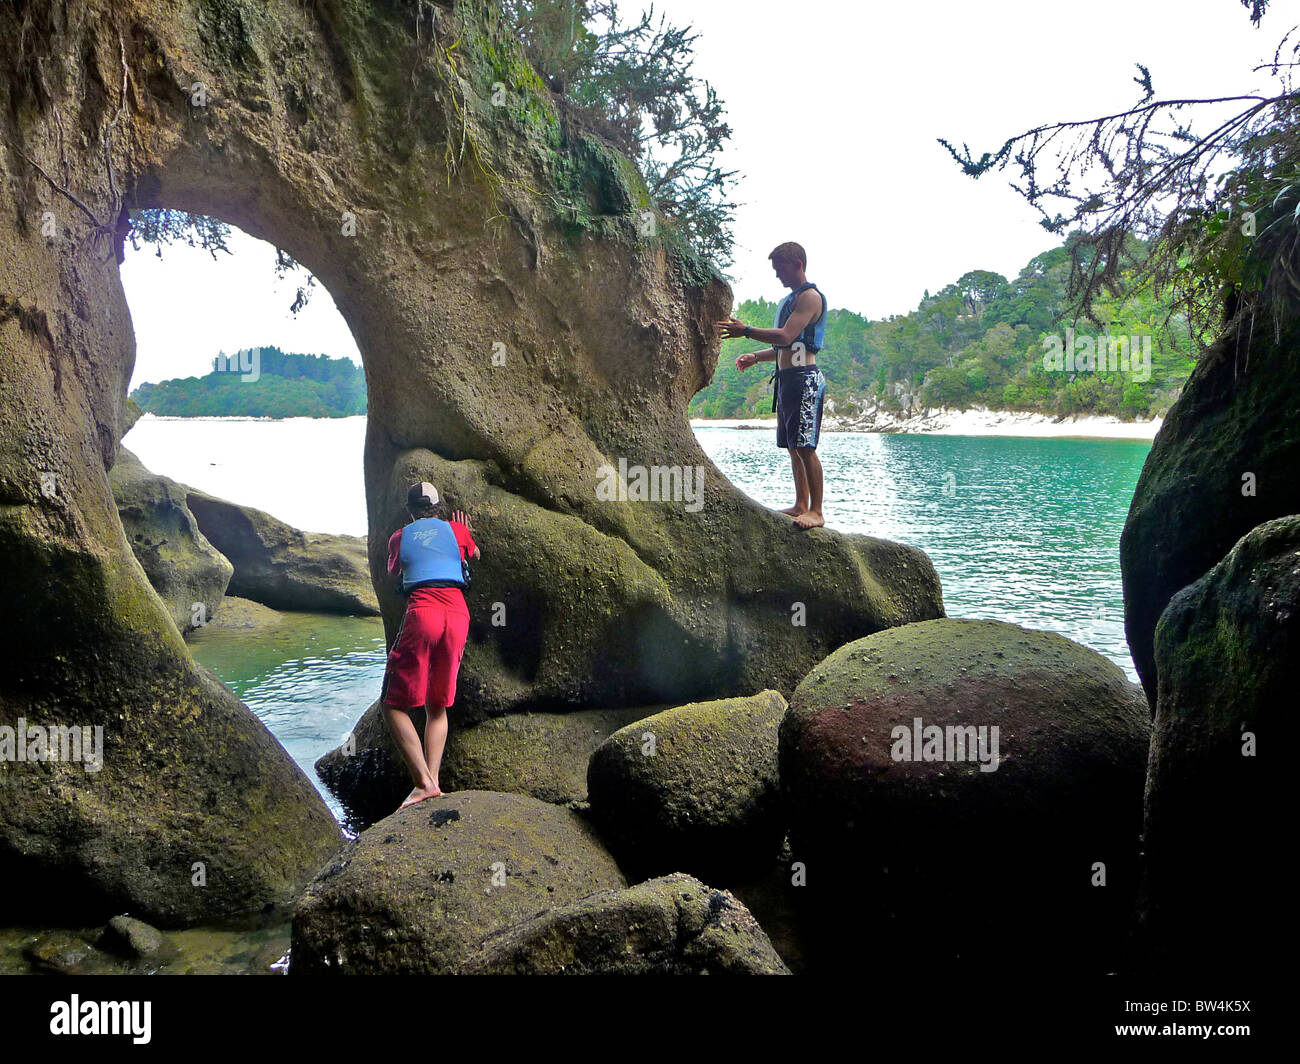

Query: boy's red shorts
left=381, top=606, right=470, bottom=710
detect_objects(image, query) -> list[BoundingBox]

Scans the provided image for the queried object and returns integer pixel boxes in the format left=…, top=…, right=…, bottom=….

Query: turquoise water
left=177, top=425, right=1150, bottom=822
left=694, top=428, right=1150, bottom=678
left=187, top=612, right=386, bottom=824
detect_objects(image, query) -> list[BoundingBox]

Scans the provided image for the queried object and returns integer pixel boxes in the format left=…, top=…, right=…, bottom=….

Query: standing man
left=718, top=241, right=829, bottom=529
left=381, top=481, right=481, bottom=811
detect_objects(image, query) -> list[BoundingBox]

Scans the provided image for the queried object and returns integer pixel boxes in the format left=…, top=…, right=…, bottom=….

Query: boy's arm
left=387, top=530, right=405, bottom=590
left=451, top=511, right=482, bottom=561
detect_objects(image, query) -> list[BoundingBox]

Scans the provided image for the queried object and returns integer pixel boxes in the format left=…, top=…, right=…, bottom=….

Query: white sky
left=121, top=0, right=1288, bottom=388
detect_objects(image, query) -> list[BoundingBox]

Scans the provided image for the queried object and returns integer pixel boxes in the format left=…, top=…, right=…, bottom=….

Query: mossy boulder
left=187, top=490, right=379, bottom=616
left=289, top=790, right=626, bottom=974
left=439, top=705, right=661, bottom=803
left=109, top=448, right=233, bottom=634
left=586, top=691, right=788, bottom=880
left=780, top=618, right=1150, bottom=969
left=316, top=700, right=661, bottom=830
left=456, top=872, right=790, bottom=974
left=1139, top=515, right=1297, bottom=972
left=1122, top=315, right=1300, bottom=707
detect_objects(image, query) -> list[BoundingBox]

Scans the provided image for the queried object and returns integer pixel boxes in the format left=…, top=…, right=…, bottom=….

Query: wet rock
left=100, top=915, right=180, bottom=964
left=23, top=932, right=121, bottom=975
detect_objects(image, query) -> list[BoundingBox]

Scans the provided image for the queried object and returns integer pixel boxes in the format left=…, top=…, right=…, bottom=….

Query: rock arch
left=0, top=0, right=941, bottom=921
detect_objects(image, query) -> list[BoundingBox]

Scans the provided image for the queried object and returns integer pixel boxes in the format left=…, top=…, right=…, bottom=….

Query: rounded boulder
left=780, top=618, right=1150, bottom=969
left=289, top=790, right=626, bottom=974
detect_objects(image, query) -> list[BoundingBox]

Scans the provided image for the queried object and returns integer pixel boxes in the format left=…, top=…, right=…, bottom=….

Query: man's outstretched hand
left=716, top=316, right=748, bottom=340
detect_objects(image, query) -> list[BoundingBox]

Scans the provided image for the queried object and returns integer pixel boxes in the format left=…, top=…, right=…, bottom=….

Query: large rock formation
left=187, top=489, right=379, bottom=615
left=1121, top=313, right=1300, bottom=707
left=779, top=618, right=1151, bottom=969
left=289, top=789, right=626, bottom=974
left=1139, top=515, right=1295, bottom=972
left=109, top=447, right=233, bottom=633
left=0, top=0, right=938, bottom=920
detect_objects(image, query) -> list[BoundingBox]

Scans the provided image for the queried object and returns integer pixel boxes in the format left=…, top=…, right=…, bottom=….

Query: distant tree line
left=130, top=347, right=366, bottom=418
left=690, top=234, right=1197, bottom=421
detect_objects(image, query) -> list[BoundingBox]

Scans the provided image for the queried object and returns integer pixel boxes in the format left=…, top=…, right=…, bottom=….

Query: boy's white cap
left=407, top=481, right=439, bottom=508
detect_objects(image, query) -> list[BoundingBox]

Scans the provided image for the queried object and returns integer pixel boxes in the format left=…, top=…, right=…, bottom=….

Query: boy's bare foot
left=779, top=505, right=808, bottom=516
left=793, top=510, right=825, bottom=529
left=399, top=783, right=441, bottom=810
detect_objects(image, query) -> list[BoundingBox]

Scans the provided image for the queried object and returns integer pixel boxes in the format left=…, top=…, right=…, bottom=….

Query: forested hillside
left=131, top=348, right=365, bottom=418
left=691, top=236, right=1197, bottom=420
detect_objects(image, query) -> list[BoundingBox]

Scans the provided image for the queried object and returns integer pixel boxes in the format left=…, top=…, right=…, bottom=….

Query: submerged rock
left=289, top=790, right=626, bottom=974
left=1139, top=515, right=1297, bottom=972
left=109, top=448, right=233, bottom=634
left=100, top=915, right=180, bottom=964
left=22, top=932, right=123, bottom=976
left=187, top=491, right=379, bottom=616
left=587, top=691, right=788, bottom=880
left=457, top=872, right=790, bottom=974
left=779, top=618, right=1150, bottom=970
left=1122, top=315, right=1300, bottom=707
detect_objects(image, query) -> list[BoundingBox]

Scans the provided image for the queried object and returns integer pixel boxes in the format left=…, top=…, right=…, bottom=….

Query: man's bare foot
left=399, top=783, right=441, bottom=810
left=779, top=504, right=808, bottom=516
left=793, top=510, right=825, bottom=529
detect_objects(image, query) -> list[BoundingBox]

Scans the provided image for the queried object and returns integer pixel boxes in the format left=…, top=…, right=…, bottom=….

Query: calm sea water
left=123, top=416, right=1150, bottom=817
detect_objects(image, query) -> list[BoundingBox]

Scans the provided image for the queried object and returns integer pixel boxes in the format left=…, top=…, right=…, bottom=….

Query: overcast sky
left=122, top=0, right=1287, bottom=388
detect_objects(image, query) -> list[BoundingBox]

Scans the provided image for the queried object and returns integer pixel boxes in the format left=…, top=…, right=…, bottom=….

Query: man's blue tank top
left=399, top=517, right=466, bottom=592
left=774, top=282, right=828, bottom=352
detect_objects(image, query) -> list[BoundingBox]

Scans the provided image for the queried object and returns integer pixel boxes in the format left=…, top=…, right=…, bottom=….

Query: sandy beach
left=692, top=406, right=1163, bottom=441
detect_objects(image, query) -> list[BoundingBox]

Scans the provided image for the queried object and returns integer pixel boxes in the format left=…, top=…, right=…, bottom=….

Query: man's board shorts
left=775, top=365, right=827, bottom=449
left=381, top=605, right=470, bottom=710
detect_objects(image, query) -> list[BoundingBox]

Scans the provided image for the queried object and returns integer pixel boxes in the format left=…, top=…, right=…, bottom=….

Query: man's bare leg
left=383, top=704, right=440, bottom=809
left=423, top=704, right=449, bottom=796
left=793, top=447, right=825, bottom=529
left=780, top=447, right=811, bottom=516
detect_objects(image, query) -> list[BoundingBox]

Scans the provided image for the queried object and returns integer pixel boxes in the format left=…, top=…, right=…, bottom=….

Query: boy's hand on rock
left=452, top=509, right=471, bottom=531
